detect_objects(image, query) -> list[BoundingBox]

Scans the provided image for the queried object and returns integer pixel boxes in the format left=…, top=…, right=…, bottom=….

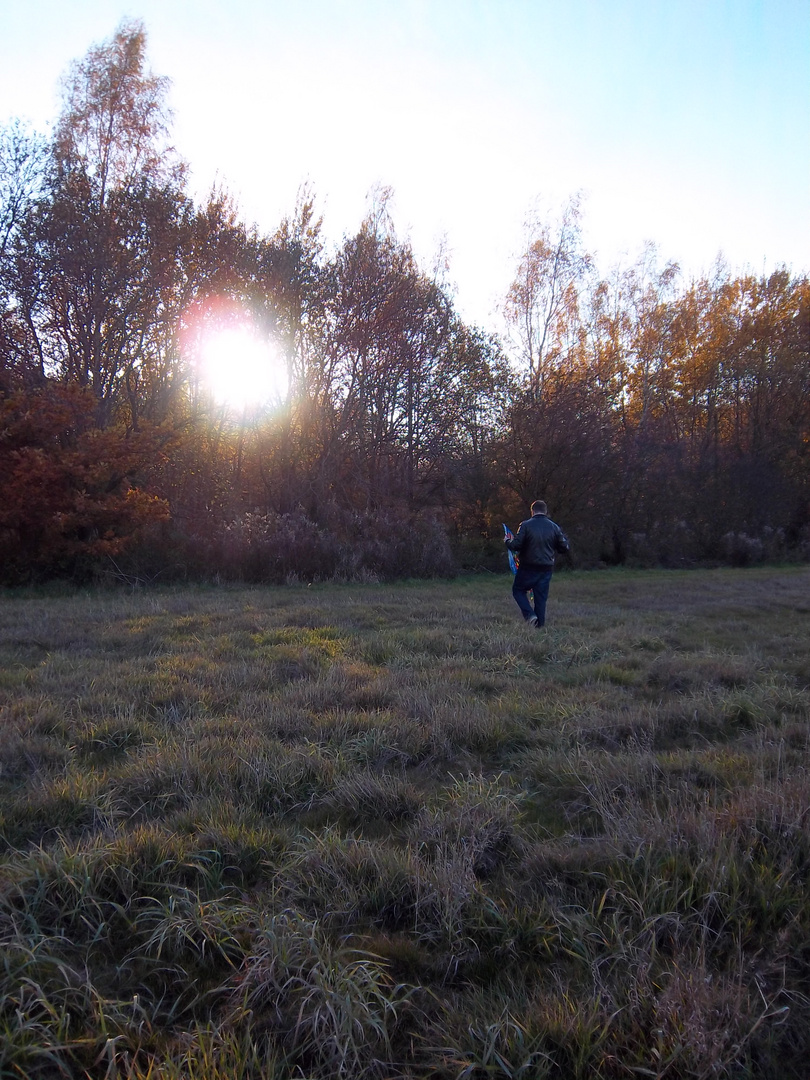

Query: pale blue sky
left=2, top=0, right=808, bottom=329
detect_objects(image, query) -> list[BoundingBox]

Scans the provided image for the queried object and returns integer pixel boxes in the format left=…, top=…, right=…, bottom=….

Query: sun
left=199, top=324, right=289, bottom=410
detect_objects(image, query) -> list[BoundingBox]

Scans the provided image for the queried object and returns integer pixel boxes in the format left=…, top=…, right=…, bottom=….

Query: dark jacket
left=506, top=513, right=569, bottom=569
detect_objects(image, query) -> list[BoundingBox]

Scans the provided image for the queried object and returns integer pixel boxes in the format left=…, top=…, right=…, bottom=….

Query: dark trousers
left=512, top=566, right=553, bottom=625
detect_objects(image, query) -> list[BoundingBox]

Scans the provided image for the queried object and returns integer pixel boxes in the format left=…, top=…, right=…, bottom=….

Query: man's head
left=530, top=500, right=547, bottom=516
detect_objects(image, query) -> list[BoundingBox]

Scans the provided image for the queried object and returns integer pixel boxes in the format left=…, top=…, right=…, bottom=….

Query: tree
left=0, top=382, right=169, bottom=583
left=0, top=122, right=47, bottom=259
left=54, top=19, right=178, bottom=206
left=314, top=189, right=459, bottom=510
left=1, top=22, right=206, bottom=433
left=0, top=24, right=192, bottom=581
left=504, top=195, right=592, bottom=398
left=0, top=122, right=49, bottom=391
left=260, top=184, right=325, bottom=401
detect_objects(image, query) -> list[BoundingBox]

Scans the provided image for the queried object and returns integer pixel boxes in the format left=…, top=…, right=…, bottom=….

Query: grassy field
left=1, top=567, right=809, bottom=1079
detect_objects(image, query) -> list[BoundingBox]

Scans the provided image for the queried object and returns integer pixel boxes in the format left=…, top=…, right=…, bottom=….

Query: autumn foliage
left=0, top=383, right=169, bottom=582
left=0, top=23, right=808, bottom=585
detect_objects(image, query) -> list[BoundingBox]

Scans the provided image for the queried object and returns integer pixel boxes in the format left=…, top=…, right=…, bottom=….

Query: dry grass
left=0, top=566, right=808, bottom=1077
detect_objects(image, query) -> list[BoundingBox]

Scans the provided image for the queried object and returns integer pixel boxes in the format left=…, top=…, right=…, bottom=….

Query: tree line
left=1, top=21, right=808, bottom=585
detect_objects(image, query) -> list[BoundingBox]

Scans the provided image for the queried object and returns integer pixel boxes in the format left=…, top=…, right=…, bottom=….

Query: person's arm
left=505, top=522, right=525, bottom=552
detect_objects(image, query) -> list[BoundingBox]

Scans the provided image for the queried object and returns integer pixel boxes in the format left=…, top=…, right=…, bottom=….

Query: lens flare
left=199, top=323, right=288, bottom=410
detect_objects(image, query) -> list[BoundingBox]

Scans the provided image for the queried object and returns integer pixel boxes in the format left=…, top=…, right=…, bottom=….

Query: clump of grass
left=230, top=909, right=413, bottom=1077
left=315, top=770, right=421, bottom=825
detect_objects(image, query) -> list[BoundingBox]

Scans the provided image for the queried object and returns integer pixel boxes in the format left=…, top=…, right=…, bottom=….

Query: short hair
left=531, top=500, right=547, bottom=515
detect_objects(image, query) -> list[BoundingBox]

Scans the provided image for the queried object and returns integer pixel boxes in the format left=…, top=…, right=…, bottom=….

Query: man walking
left=505, top=500, right=570, bottom=627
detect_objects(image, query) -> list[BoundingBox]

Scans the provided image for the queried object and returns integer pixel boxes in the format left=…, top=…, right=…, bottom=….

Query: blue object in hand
left=503, top=523, right=517, bottom=574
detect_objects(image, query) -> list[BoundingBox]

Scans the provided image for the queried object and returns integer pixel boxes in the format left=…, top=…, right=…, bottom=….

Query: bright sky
left=2, top=0, right=808, bottom=331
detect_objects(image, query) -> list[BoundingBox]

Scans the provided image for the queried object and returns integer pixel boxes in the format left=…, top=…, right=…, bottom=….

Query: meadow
left=1, top=567, right=808, bottom=1079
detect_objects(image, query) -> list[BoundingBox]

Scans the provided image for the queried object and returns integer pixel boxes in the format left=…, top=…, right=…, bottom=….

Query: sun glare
left=199, top=325, right=288, bottom=410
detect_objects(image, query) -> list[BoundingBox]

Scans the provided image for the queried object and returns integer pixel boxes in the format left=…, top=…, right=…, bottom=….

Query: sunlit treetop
left=54, top=19, right=182, bottom=202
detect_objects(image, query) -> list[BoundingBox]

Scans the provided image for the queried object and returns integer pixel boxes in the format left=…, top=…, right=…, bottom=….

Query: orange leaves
left=0, top=382, right=170, bottom=582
